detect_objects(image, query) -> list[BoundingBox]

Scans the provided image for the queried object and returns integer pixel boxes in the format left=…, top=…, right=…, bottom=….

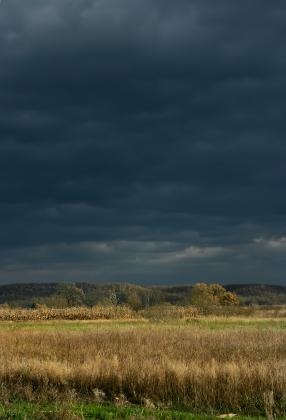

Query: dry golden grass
left=0, top=305, right=199, bottom=322
left=0, top=323, right=286, bottom=415
left=256, top=309, right=286, bottom=318
left=137, top=305, right=199, bottom=321
left=0, top=305, right=134, bottom=321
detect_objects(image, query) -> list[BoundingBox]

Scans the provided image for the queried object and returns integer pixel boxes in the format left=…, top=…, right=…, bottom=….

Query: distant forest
left=0, top=282, right=285, bottom=308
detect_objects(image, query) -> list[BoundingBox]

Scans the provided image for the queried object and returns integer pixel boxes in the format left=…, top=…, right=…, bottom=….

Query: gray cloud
left=0, top=0, right=285, bottom=285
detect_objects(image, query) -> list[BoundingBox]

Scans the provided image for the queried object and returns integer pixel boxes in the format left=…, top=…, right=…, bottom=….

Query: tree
left=109, top=290, right=118, bottom=306
left=219, top=291, right=239, bottom=306
left=190, top=283, right=239, bottom=314
left=189, top=283, right=214, bottom=314
left=85, top=290, right=100, bottom=308
left=58, top=283, right=85, bottom=307
left=209, top=284, right=227, bottom=302
left=127, top=292, right=142, bottom=311
left=143, top=290, right=150, bottom=308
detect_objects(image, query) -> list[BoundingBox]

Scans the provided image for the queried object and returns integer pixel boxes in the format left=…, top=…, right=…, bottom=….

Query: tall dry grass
left=0, top=305, right=199, bottom=322
left=0, top=305, right=134, bottom=321
left=0, top=324, right=286, bottom=415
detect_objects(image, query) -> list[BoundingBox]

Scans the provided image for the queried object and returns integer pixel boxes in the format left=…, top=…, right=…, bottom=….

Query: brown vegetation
left=0, top=305, right=134, bottom=321
left=0, top=305, right=199, bottom=322
left=0, top=323, right=286, bottom=415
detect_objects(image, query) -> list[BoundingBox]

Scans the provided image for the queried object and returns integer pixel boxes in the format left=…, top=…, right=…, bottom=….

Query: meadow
left=0, top=308, right=286, bottom=419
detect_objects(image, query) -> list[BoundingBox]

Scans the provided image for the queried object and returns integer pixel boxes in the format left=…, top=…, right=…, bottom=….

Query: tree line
left=0, top=281, right=285, bottom=309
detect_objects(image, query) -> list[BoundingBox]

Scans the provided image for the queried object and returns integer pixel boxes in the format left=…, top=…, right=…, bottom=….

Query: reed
left=0, top=305, right=134, bottom=321
left=0, top=323, right=286, bottom=415
left=0, top=305, right=199, bottom=322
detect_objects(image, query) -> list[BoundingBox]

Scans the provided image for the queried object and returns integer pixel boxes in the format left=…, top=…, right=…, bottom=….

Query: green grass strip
left=0, top=401, right=282, bottom=420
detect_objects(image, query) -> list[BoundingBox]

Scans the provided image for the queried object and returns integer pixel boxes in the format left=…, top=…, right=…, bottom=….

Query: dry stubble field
left=1, top=313, right=286, bottom=417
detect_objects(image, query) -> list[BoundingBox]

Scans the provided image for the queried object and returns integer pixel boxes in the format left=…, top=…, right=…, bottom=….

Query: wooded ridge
left=0, top=282, right=285, bottom=307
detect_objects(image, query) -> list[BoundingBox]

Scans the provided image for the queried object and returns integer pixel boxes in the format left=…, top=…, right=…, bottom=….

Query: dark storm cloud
left=0, top=0, right=286, bottom=284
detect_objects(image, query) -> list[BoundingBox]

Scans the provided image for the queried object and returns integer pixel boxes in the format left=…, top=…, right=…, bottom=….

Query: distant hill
left=223, top=283, right=286, bottom=296
left=0, top=283, right=59, bottom=305
left=0, top=282, right=285, bottom=307
left=223, top=283, right=286, bottom=305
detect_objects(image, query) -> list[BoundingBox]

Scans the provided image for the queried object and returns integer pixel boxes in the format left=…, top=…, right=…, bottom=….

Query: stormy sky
left=0, top=0, right=286, bottom=286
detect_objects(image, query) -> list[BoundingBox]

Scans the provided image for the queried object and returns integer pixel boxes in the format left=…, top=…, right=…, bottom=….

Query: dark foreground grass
left=0, top=401, right=279, bottom=420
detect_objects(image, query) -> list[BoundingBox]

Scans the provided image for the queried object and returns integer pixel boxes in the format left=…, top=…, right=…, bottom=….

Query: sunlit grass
left=186, top=316, right=286, bottom=329
left=0, top=315, right=285, bottom=332
left=1, top=312, right=286, bottom=417
left=0, top=320, right=286, bottom=416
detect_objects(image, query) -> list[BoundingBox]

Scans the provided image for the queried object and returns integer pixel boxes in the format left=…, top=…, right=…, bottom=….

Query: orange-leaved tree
left=190, top=283, right=239, bottom=314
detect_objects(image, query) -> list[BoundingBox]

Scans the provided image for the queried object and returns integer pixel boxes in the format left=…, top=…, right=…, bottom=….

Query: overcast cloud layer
left=0, top=0, right=286, bottom=285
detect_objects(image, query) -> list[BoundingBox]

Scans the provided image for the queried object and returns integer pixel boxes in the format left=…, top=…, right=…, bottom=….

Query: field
left=1, top=312, right=286, bottom=419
